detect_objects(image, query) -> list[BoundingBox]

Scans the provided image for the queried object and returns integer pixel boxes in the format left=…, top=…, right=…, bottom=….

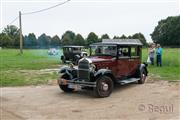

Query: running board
left=118, top=78, right=140, bottom=85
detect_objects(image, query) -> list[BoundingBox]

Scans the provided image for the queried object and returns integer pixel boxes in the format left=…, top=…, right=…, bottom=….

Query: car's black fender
left=94, top=69, right=116, bottom=82
left=59, top=66, right=78, bottom=79
left=133, top=63, right=148, bottom=78
left=140, top=62, right=148, bottom=76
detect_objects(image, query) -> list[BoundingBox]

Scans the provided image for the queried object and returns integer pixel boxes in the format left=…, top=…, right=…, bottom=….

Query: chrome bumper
left=58, top=78, right=96, bottom=87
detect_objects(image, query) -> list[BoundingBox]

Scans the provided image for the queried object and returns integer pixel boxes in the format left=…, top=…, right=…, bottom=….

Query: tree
left=37, top=33, right=51, bottom=48
left=0, top=33, right=13, bottom=47
left=86, top=32, right=98, bottom=46
left=120, top=34, right=127, bottom=39
left=51, top=35, right=61, bottom=47
left=100, top=34, right=110, bottom=42
left=28, top=33, right=37, bottom=47
left=24, top=35, right=30, bottom=48
left=74, top=34, right=85, bottom=46
left=132, top=33, right=147, bottom=46
left=2, top=25, right=20, bottom=47
left=24, top=33, right=37, bottom=48
left=113, top=36, right=120, bottom=39
left=61, top=31, right=75, bottom=45
left=151, top=16, right=180, bottom=46
left=127, top=35, right=132, bottom=39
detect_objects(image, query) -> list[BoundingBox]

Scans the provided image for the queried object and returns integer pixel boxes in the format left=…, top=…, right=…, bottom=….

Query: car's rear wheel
left=59, top=74, right=74, bottom=92
left=94, top=76, right=113, bottom=98
left=138, top=68, right=147, bottom=84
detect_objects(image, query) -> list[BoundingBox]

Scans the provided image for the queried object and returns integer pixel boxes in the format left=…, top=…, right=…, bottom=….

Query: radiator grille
left=78, top=58, right=90, bottom=81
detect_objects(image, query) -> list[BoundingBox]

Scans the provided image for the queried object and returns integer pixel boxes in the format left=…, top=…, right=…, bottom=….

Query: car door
left=116, top=46, right=131, bottom=79
left=128, top=46, right=141, bottom=75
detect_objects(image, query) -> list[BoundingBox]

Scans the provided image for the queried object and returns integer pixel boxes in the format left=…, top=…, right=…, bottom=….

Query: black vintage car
left=60, top=46, right=88, bottom=64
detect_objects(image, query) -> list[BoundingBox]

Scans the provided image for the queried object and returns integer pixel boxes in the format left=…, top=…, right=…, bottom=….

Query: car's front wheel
left=59, top=74, right=74, bottom=92
left=94, top=76, right=114, bottom=98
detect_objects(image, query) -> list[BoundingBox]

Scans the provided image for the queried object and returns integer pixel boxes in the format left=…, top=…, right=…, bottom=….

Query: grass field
left=0, top=49, right=61, bottom=86
left=0, top=48, right=180, bottom=86
left=142, top=48, right=180, bottom=81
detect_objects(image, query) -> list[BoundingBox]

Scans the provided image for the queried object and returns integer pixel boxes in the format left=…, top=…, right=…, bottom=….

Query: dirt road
left=1, top=80, right=180, bottom=120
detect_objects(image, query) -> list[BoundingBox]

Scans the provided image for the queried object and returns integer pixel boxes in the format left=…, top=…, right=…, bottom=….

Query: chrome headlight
left=90, top=63, right=96, bottom=72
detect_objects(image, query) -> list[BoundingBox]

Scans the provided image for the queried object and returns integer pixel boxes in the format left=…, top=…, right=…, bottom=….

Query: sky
left=0, top=0, right=180, bottom=42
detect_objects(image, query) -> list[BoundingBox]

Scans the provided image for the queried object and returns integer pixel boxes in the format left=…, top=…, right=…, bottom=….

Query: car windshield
left=90, top=45, right=117, bottom=56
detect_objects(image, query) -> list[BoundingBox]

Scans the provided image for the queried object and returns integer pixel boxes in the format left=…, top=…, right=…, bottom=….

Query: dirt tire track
left=0, top=107, right=25, bottom=120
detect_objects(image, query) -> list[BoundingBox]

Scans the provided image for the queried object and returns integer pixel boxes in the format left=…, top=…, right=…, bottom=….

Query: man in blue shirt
left=156, top=44, right=163, bottom=67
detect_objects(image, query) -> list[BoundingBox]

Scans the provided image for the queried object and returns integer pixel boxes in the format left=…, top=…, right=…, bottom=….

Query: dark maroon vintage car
left=58, top=39, right=148, bottom=97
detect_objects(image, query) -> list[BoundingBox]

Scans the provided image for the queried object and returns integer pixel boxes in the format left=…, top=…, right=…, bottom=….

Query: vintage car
left=60, top=46, right=87, bottom=64
left=58, top=39, right=148, bottom=97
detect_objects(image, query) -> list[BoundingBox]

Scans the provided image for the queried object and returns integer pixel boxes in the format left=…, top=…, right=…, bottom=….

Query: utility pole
left=19, top=11, right=23, bottom=54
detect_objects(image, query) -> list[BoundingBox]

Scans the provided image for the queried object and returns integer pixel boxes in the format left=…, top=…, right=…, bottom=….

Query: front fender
left=59, top=66, right=70, bottom=73
left=59, top=66, right=77, bottom=79
left=94, top=69, right=112, bottom=78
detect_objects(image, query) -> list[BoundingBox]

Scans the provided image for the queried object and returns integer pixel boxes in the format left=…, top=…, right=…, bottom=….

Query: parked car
left=60, top=46, right=88, bottom=64
left=58, top=39, right=148, bottom=97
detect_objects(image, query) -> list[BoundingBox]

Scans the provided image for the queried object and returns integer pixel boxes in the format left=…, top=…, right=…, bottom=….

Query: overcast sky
left=0, top=0, right=180, bottom=42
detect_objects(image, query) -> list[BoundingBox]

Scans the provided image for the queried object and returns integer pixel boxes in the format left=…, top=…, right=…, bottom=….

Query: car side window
left=131, top=46, right=140, bottom=58
left=104, top=46, right=117, bottom=56
left=118, top=47, right=130, bottom=58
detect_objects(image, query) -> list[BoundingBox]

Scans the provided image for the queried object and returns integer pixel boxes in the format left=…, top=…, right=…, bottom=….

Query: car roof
left=62, top=46, right=85, bottom=48
left=90, top=39, right=143, bottom=46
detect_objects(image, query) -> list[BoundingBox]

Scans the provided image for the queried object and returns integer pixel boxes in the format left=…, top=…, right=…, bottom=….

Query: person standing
left=149, top=43, right=155, bottom=65
left=156, top=44, right=163, bottom=67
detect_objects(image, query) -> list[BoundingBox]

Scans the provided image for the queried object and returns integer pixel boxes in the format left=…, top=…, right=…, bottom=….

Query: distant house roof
left=90, top=39, right=143, bottom=46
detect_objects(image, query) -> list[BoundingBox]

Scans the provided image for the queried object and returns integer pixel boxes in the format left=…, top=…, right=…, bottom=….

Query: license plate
left=68, top=84, right=81, bottom=89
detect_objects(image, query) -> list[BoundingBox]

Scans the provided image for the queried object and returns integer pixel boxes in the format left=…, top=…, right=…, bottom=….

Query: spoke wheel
left=94, top=76, right=113, bottom=98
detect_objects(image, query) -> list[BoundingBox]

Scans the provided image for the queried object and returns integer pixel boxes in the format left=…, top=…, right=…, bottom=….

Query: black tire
left=94, top=76, right=114, bottom=98
left=61, top=56, right=65, bottom=64
left=138, top=68, right=147, bottom=84
left=59, top=74, right=74, bottom=92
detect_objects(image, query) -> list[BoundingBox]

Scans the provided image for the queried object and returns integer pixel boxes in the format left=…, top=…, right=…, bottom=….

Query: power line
left=22, top=0, right=70, bottom=15
left=8, top=16, right=19, bottom=25
left=0, top=16, right=18, bottom=30
left=0, top=0, right=70, bottom=30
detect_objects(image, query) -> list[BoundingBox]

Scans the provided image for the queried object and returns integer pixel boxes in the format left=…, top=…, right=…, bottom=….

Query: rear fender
left=140, top=63, right=148, bottom=76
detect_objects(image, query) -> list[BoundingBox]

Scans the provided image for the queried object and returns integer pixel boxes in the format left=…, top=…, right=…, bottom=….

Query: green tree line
left=0, top=26, right=147, bottom=48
